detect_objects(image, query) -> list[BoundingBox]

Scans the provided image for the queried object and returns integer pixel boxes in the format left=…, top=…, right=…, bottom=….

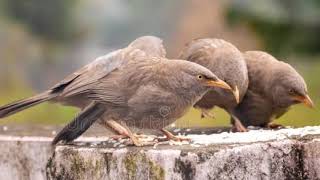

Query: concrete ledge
left=0, top=136, right=52, bottom=180
left=46, top=126, right=320, bottom=180
left=0, top=126, right=320, bottom=179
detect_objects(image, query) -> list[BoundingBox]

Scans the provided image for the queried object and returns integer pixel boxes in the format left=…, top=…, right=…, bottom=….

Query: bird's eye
left=197, top=75, right=203, bottom=79
left=289, top=89, right=295, bottom=94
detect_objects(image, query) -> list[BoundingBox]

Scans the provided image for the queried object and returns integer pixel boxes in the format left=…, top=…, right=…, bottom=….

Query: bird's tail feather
left=52, top=102, right=105, bottom=145
left=0, top=91, right=56, bottom=119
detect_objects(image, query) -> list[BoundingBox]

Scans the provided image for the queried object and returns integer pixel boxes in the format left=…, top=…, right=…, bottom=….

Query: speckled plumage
left=233, top=51, right=313, bottom=127
left=179, top=38, right=248, bottom=121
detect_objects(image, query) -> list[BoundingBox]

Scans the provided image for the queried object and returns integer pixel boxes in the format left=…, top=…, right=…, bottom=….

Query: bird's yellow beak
left=292, top=94, right=314, bottom=108
left=206, top=79, right=232, bottom=90
left=232, top=86, right=240, bottom=104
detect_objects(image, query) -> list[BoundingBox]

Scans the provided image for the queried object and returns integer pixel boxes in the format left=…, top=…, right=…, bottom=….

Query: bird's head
left=179, top=38, right=247, bottom=104
left=270, top=63, right=314, bottom=108
left=195, top=72, right=233, bottom=90
left=166, top=60, right=233, bottom=97
left=215, top=50, right=248, bottom=104
left=128, top=36, right=166, bottom=58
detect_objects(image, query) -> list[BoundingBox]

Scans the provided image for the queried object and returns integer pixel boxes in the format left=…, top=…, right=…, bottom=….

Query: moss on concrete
left=124, top=151, right=165, bottom=180
left=174, top=158, right=195, bottom=180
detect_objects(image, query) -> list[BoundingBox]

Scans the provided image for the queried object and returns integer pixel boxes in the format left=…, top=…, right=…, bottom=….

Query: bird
left=0, top=36, right=234, bottom=146
left=179, top=38, right=249, bottom=131
left=51, top=58, right=233, bottom=146
left=232, top=51, right=314, bottom=129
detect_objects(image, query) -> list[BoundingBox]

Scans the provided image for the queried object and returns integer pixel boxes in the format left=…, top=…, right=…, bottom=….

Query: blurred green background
left=0, top=0, right=319, bottom=128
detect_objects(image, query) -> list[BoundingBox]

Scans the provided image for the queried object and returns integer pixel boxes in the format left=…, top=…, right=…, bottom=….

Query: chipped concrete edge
left=47, top=132, right=320, bottom=179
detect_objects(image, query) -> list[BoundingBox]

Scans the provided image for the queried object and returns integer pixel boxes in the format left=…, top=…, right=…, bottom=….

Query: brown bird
left=0, top=36, right=233, bottom=146
left=179, top=38, right=249, bottom=131
left=232, top=51, right=314, bottom=129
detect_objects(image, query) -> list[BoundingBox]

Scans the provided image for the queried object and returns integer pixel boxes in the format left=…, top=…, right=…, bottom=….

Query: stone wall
left=1, top=126, right=320, bottom=180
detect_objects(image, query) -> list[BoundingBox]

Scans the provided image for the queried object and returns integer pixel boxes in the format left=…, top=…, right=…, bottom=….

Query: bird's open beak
left=292, top=94, right=314, bottom=108
left=232, top=86, right=240, bottom=104
left=206, top=79, right=232, bottom=90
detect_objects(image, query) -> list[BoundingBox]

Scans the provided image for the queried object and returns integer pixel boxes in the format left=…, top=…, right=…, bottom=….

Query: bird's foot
left=128, top=135, right=144, bottom=146
left=267, top=123, right=285, bottom=129
left=125, top=134, right=158, bottom=146
left=159, top=129, right=191, bottom=142
left=112, top=133, right=157, bottom=146
left=109, top=135, right=128, bottom=140
left=200, top=109, right=215, bottom=119
left=106, top=120, right=155, bottom=146
left=232, top=119, right=248, bottom=132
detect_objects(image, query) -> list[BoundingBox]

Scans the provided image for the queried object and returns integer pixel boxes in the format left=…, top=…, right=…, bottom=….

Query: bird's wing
left=127, top=84, right=178, bottom=115
left=85, top=72, right=127, bottom=106
left=50, top=47, right=147, bottom=105
left=128, top=36, right=166, bottom=58
left=50, top=49, right=124, bottom=96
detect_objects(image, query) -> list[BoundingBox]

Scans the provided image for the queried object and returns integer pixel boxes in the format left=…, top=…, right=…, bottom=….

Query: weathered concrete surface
left=47, top=126, right=320, bottom=180
left=1, top=126, right=320, bottom=180
left=0, top=136, right=53, bottom=180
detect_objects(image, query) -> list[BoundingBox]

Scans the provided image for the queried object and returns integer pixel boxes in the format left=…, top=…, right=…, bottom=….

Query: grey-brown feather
left=233, top=51, right=308, bottom=127
left=128, top=36, right=166, bottom=58
left=88, top=58, right=216, bottom=129
left=52, top=102, right=106, bottom=145
left=180, top=38, right=248, bottom=113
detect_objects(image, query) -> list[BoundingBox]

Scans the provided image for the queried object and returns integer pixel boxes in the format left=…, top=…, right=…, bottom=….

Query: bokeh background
left=0, top=0, right=319, bottom=128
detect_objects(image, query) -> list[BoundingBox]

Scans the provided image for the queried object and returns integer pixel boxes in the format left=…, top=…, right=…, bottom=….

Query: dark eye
left=197, top=75, right=203, bottom=79
left=289, top=89, right=295, bottom=94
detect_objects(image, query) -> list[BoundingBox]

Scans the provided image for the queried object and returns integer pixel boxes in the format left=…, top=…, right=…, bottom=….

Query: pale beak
left=292, top=94, right=314, bottom=108
left=232, top=86, right=240, bottom=104
left=206, top=79, right=232, bottom=90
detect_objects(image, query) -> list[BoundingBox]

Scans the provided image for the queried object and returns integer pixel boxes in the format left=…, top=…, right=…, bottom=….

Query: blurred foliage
left=2, top=0, right=78, bottom=43
left=227, top=0, right=320, bottom=57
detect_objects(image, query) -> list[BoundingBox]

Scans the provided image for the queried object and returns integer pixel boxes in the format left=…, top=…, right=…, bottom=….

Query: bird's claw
left=232, top=119, right=248, bottom=132
left=267, top=123, right=285, bottom=129
left=161, top=129, right=191, bottom=142
left=126, top=135, right=158, bottom=146
left=109, top=135, right=128, bottom=140
left=168, top=136, right=191, bottom=142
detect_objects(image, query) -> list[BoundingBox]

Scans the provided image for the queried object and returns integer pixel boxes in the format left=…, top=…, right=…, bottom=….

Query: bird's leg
left=266, top=122, right=285, bottom=129
left=109, top=134, right=128, bottom=140
left=99, top=120, right=148, bottom=140
left=230, top=114, right=248, bottom=132
left=105, top=120, right=143, bottom=146
left=200, top=109, right=215, bottom=119
left=98, top=120, right=129, bottom=140
left=160, top=129, right=191, bottom=142
left=232, top=119, right=248, bottom=132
